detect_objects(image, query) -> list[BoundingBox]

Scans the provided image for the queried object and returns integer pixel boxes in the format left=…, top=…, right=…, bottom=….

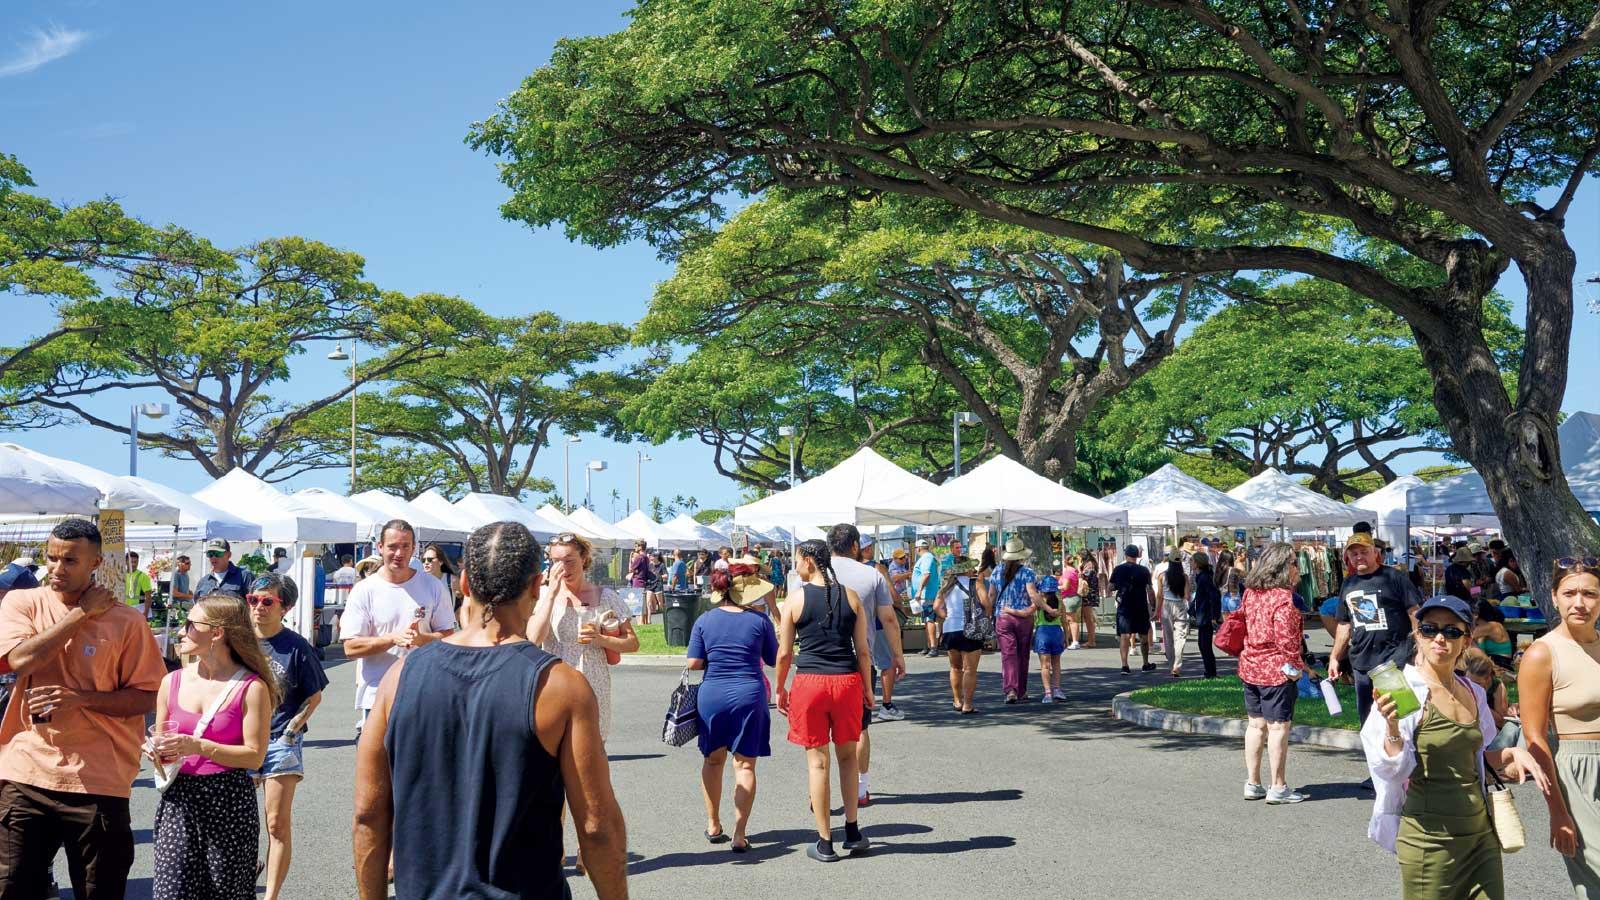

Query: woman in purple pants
left=988, top=537, right=1043, bottom=703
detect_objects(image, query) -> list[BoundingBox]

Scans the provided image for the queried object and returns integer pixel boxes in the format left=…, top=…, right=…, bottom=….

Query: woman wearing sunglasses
left=149, top=594, right=280, bottom=899
left=420, top=545, right=459, bottom=612
left=1362, top=595, right=1550, bottom=900
left=247, top=574, right=328, bottom=900
left=1518, top=556, right=1600, bottom=896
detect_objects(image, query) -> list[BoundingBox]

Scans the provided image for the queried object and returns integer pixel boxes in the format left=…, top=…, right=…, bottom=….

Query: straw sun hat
left=726, top=553, right=774, bottom=607
left=1000, top=537, right=1032, bottom=562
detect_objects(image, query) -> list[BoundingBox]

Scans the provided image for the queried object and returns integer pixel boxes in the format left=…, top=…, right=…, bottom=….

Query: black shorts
left=1115, top=605, right=1151, bottom=636
left=1243, top=681, right=1298, bottom=724
left=942, top=632, right=983, bottom=653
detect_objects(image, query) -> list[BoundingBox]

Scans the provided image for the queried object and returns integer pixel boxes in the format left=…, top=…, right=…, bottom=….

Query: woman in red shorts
left=775, top=539, right=874, bottom=863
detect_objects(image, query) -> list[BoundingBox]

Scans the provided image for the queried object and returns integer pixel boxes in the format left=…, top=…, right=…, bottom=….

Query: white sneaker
left=1244, top=782, right=1267, bottom=801
left=1068, top=641, right=1081, bottom=650
left=878, top=702, right=906, bottom=721
left=1265, top=786, right=1308, bottom=805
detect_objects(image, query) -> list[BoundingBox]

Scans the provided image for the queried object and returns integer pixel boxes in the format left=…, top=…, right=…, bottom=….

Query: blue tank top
left=385, top=640, right=568, bottom=900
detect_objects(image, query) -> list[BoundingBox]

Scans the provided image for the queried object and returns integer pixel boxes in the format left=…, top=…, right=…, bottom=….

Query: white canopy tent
left=614, top=510, right=699, bottom=551
left=537, top=504, right=625, bottom=549
left=452, top=493, right=561, bottom=540
left=0, top=444, right=179, bottom=526
left=290, top=489, right=388, bottom=542
left=1406, top=412, right=1600, bottom=525
left=858, top=455, right=1128, bottom=529
left=1351, top=476, right=1496, bottom=550
left=0, top=445, right=107, bottom=519
left=664, top=513, right=731, bottom=550
left=567, top=506, right=640, bottom=548
left=709, top=516, right=781, bottom=546
left=410, top=490, right=484, bottom=535
left=194, top=470, right=357, bottom=544
left=122, top=477, right=263, bottom=544
left=1102, top=463, right=1281, bottom=529
left=736, top=447, right=940, bottom=531
left=352, top=490, right=471, bottom=544
left=1225, top=468, right=1366, bottom=529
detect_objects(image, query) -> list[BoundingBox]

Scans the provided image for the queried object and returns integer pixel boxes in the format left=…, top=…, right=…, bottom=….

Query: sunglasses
left=245, top=594, right=279, bottom=608
left=422, top=556, right=439, bottom=564
left=1417, top=623, right=1467, bottom=640
left=184, top=619, right=215, bottom=632
left=1557, top=556, right=1599, bottom=568
left=205, top=551, right=226, bottom=558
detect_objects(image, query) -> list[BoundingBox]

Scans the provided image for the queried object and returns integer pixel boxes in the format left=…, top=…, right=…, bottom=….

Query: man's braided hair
left=463, top=521, right=543, bottom=625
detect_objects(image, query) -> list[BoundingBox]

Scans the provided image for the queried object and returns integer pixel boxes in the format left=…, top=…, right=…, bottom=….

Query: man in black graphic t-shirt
left=1329, top=533, right=1420, bottom=727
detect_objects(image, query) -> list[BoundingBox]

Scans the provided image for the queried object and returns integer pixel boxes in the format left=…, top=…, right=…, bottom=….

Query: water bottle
left=1320, top=678, right=1343, bottom=716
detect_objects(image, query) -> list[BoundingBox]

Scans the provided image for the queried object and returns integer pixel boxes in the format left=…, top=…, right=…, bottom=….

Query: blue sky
left=3, top=1, right=1598, bottom=516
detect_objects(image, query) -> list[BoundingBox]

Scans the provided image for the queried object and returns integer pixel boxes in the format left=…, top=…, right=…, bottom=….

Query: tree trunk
left=1412, top=246, right=1600, bottom=616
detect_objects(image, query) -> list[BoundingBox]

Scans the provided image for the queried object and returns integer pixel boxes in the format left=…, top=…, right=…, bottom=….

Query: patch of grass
left=1128, top=676, right=1362, bottom=731
left=632, top=622, right=684, bottom=657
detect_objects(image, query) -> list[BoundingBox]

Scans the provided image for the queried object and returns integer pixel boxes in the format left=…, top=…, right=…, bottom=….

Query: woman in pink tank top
left=148, top=595, right=279, bottom=900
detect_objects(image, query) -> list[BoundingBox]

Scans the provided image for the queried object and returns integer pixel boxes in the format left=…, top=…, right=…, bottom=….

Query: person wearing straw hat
left=686, top=564, right=778, bottom=853
left=989, top=537, right=1042, bottom=704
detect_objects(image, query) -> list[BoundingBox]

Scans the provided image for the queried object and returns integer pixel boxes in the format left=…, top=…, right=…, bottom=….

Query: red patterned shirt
left=1238, top=587, right=1302, bottom=686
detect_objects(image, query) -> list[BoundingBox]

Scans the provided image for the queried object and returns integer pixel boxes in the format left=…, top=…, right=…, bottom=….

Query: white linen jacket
left=1359, top=664, right=1497, bottom=853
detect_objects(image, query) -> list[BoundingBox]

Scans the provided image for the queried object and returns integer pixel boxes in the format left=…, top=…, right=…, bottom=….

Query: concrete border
left=1112, top=691, right=1362, bottom=751
left=616, top=654, right=690, bottom=668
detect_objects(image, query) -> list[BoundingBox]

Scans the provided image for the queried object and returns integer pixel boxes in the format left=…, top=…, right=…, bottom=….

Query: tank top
left=1401, top=703, right=1487, bottom=822
left=795, top=582, right=858, bottom=675
left=167, top=669, right=257, bottom=776
left=1539, top=631, right=1600, bottom=733
left=386, top=640, right=567, bottom=900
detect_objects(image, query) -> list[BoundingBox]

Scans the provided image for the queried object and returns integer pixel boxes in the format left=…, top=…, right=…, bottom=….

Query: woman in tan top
left=1518, top=556, right=1600, bottom=896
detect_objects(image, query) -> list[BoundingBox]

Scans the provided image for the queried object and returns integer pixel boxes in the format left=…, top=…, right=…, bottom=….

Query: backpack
left=958, top=578, right=995, bottom=642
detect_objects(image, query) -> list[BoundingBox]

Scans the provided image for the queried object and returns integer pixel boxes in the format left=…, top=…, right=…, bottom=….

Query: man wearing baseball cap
left=1329, top=532, right=1421, bottom=729
left=911, top=540, right=942, bottom=658
left=193, top=538, right=248, bottom=599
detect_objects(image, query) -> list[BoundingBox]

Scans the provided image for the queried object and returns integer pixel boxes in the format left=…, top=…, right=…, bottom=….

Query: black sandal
left=731, top=840, right=749, bottom=853
left=706, top=829, right=732, bottom=844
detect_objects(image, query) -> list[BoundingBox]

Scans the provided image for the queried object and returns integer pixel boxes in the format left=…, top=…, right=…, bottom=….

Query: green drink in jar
left=1368, top=661, right=1421, bottom=719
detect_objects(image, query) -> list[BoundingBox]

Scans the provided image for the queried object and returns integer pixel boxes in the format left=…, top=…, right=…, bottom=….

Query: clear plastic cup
left=148, top=721, right=181, bottom=765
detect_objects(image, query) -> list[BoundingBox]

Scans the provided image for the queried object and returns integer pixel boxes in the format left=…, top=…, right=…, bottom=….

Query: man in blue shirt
left=193, top=538, right=248, bottom=599
left=912, top=540, right=942, bottom=657
left=667, top=549, right=688, bottom=591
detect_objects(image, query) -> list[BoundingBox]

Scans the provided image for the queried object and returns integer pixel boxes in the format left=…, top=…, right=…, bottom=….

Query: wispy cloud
left=0, top=26, right=90, bottom=78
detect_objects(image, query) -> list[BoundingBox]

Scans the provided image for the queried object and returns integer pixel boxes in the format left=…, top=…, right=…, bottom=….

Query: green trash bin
left=663, top=590, right=701, bottom=647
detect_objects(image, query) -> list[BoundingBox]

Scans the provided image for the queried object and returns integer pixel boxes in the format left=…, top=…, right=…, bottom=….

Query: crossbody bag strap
left=192, top=669, right=249, bottom=739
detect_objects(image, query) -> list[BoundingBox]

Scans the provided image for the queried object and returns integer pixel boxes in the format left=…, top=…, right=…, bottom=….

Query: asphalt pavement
left=66, top=640, right=1571, bottom=899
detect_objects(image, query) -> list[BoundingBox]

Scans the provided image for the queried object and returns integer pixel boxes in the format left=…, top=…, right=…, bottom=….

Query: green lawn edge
left=633, top=622, right=684, bottom=657
left=1126, top=676, right=1362, bottom=731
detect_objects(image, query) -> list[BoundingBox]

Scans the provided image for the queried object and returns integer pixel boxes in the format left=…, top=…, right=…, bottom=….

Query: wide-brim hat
left=892, top=547, right=906, bottom=559
left=1452, top=547, right=1475, bottom=563
left=947, top=556, right=980, bottom=576
left=729, top=572, right=775, bottom=606
left=1000, top=537, right=1032, bottom=561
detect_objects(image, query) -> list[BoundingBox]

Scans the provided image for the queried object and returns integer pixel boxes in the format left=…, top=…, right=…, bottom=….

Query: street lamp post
left=563, top=435, right=582, bottom=510
left=128, top=403, right=170, bottom=476
left=636, top=450, right=652, bottom=515
left=584, top=460, right=607, bottom=510
left=953, top=411, right=979, bottom=478
left=777, top=426, right=797, bottom=556
left=326, top=343, right=357, bottom=490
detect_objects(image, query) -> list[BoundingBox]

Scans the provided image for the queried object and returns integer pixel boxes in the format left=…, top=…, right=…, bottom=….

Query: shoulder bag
left=961, top=578, right=996, bottom=643
left=151, top=669, right=248, bottom=793
left=1485, top=755, right=1526, bottom=853
left=1213, top=590, right=1247, bottom=657
left=661, top=669, right=700, bottom=748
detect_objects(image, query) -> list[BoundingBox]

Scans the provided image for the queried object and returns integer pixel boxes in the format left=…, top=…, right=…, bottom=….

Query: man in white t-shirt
left=338, top=520, right=456, bottom=735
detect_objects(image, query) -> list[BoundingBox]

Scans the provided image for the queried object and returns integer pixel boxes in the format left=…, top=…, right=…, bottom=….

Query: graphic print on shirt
left=1345, top=589, right=1388, bottom=632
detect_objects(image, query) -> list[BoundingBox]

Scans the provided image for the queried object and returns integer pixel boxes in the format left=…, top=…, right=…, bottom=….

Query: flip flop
left=705, top=829, right=732, bottom=844
left=731, top=841, right=750, bottom=853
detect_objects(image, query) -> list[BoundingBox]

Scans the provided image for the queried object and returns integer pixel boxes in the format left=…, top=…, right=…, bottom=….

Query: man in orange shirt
left=0, top=518, right=166, bottom=899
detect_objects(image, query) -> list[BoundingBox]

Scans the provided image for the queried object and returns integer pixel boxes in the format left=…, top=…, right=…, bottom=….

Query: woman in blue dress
left=686, top=566, right=778, bottom=853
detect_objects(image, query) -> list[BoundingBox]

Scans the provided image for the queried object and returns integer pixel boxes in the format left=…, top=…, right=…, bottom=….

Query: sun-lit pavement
left=74, top=639, right=1567, bottom=899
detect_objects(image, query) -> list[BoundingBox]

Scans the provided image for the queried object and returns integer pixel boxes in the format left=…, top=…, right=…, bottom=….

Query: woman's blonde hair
left=192, top=595, right=282, bottom=708
left=549, top=532, right=594, bottom=569
left=1458, top=646, right=1497, bottom=684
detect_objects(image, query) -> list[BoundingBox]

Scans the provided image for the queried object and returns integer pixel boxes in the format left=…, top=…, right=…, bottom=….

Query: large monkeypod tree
left=471, top=0, right=1600, bottom=601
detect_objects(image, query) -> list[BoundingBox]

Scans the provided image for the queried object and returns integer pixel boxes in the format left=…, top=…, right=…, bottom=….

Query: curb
left=1111, top=691, right=1362, bottom=751
left=616, top=654, right=689, bottom=668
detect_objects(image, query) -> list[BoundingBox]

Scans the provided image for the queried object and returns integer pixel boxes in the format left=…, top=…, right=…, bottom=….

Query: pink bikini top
left=166, top=669, right=256, bottom=776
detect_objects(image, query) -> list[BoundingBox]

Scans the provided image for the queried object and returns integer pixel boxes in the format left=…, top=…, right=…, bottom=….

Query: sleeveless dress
left=153, top=670, right=261, bottom=900
left=1397, top=703, right=1502, bottom=900
left=542, top=586, right=631, bottom=740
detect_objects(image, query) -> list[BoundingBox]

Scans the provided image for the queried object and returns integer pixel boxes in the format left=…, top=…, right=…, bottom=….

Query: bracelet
left=1385, top=733, right=1402, bottom=743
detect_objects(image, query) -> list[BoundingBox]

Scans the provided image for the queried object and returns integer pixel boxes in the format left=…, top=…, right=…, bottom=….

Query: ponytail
left=797, top=539, right=841, bottom=623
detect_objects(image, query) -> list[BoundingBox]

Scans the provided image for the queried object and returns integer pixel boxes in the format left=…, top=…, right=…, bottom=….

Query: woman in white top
left=1362, top=596, right=1548, bottom=899
left=934, top=550, right=994, bottom=715
left=1155, top=550, right=1191, bottom=677
left=531, top=532, right=639, bottom=741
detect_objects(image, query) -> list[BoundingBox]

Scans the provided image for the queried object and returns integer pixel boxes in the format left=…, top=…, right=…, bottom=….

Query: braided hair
left=463, top=521, right=543, bottom=626
left=796, top=538, right=841, bottom=622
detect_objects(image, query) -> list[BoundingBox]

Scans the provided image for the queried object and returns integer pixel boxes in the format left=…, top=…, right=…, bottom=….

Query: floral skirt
left=153, top=769, right=259, bottom=900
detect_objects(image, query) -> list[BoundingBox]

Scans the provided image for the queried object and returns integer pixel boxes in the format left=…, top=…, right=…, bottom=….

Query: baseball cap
left=892, top=547, right=906, bottom=559
left=1200, top=537, right=1216, bottom=547
left=1418, top=595, right=1473, bottom=626
left=1124, top=544, right=1141, bottom=558
left=1344, top=533, right=1375, bottom=550
left=915, top=539, right=930, bottom=549
left=1038, top=575, right=1059, bottom=593
left=9, top=556, right=34, bottom=569
left=204, top=538, right=230, bottom=554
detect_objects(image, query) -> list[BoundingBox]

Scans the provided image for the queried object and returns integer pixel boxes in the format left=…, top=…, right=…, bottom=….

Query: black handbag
left=960, top=578, right=995, bottom=642
left=661, top=669, right=700, bottom=748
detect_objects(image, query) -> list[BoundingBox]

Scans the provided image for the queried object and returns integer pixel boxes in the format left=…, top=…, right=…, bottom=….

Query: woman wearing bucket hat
left=989, top=537, right=1043, bottom=704
left=685, top=565, right=778, bottom=853
left=1363, top=595, right=1549, bottom=899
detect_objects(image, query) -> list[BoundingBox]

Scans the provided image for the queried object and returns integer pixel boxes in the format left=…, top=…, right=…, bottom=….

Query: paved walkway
left=82, top=644, right=1568, bottom=899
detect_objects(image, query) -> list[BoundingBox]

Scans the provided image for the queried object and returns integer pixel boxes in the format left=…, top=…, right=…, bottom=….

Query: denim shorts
left=253, top=731, right=305, bottom=780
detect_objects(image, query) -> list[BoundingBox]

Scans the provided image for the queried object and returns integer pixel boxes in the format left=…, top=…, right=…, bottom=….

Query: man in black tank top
left=353, top=522, right=628, bottom=900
